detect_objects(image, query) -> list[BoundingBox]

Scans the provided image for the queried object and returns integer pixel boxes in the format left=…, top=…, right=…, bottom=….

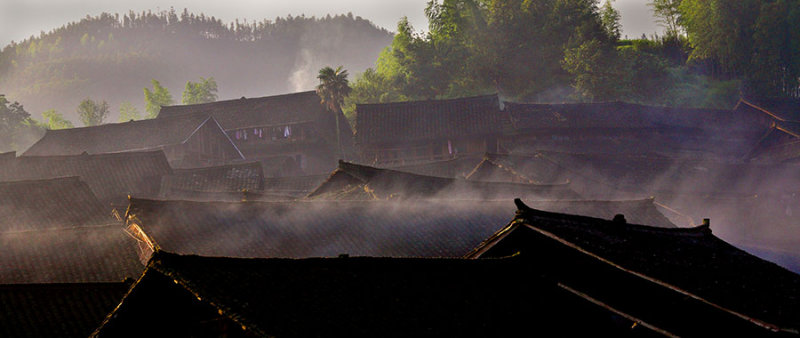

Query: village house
left=22, top=114, right=243, bottom=168
left=158, top=161, right=265, bottom=201
left=0, top=177, right=143, bottom=284
left=0, top=150, right=173, bottom=208
left=0, top=176, right=109, bottom=232
left=502, top=101, right=768, bottom=160
left=122, top=196, right=673, bottom=260
left=355, top=94, right=505, bottom=165
left=307, top=160, right=580, bottom=200
left=157, top=91, right=354, bottom=175
left=468, top=199, right=800, bottom=334
left=92, top=250, right=664, bottom=337
left=94, top=200, right=797, bottom=337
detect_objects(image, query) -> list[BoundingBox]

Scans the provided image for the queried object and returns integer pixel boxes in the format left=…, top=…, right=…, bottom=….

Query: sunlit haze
left=1, top=0, right=661, bottom=47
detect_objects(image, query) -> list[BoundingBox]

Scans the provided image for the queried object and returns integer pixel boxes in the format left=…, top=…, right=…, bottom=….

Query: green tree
left=562, top=39, right=627, bottom=101
left=77, top=98, right=109, bottom=126
left=649, top=0, right=683, bottom=37
left=360, top=0, right=610, bottom=101
left=118, top=101, right=141, bottom=122
left=144, top=79, right=174, bottom=118
left=181, top=77, right=218, bottom=104
left=316, top=66, right=352, bottom=159
left=343, top=67, right=408, bottom=126
left=41, top=109, right=74, bottom=129
left=749, top=0, right=800, bottom=97
left=0, top=95, right=35, bottom=151
left=600, top=0, right=622, bottom=40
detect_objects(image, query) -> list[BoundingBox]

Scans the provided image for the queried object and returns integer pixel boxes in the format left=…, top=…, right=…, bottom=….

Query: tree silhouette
left=316, top=66, right=352, bottom=160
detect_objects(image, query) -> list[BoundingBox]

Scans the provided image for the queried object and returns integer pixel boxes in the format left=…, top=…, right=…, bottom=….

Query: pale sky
left=0, top=0, right=663, bottom=47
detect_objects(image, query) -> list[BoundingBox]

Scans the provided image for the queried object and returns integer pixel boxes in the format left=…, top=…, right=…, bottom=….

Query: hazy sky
left=0, top=0, right=663, bottom=47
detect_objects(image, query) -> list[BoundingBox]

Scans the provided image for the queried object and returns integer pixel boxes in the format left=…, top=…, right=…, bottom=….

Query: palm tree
left=316, top=66, right=352, bottom=160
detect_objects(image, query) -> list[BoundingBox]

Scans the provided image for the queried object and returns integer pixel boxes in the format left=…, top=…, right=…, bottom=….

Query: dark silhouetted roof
left=93, top=251, right=673, bottom=337
left=524, top=198, right=676, bottom=228
left=737, top=97, right=800, bottom=122
left=159, top=91, right=327, bottom=128
left=157, top=91, right=354, bottom=153
left=307, top=160, right=580, bottom=200
left=469, top=199, right=800, bottom=332
left=124, top=197, right=675, bottom=260
left=355, top=94, right=504, bottom=144
left=23, top=114, right=219, bottom=156
left=0, top=225, right=144, bottom=284
left=527, top=151, right=800, bottom=197
left=504, top=101, right=768, bottom=158
left=0, top=150, right=172, bottom=207
left=0, top=282, right=130, bottom=338
left=0, top=177, right=109, bottom=232
left=159, top=162, right=265, bottom=200
left=506, top=101, right=759, bottom=132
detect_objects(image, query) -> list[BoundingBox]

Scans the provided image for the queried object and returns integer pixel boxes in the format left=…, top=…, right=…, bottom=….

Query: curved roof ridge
left=513, top=198, right=709, bottom=234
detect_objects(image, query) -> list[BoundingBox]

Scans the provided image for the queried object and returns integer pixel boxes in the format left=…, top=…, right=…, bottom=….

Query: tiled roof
left=159, top=91, right=328, bottom=129
left=355, top=94, right=504, bottom=144
left=0, top=225, right=144, bottom=283
left=506, top=101, right=761, bottom=132
left=23, top=114, right=215, bottom=156
left=0, top=151, right=14, bottom=161
left=465, top=153, right=566, bottom=184
left=469, top=199, right=800, bottom=331
left=159, top=162, right=265, bottom=200
left=524, top=198, right=676, bottom=228
left=383, top=155, right=484, bottom=178
left=307, top=160, right=580, bottom=200
left=125, top=198, right=517, bottom=258
left=531, top=151, right=800, bottom=197
left=737, top=97, right=800, bottom=122
left=0, top=177, right=110, bottom=232
left=0, top=282, right=130, bottom=338
left=124, top=197, right=675, bottom=259
left=93, top=251, right=675, bottom=337
left=158, top=91, right=354, bottom=151
left=0, top=150, right=172, bottom=208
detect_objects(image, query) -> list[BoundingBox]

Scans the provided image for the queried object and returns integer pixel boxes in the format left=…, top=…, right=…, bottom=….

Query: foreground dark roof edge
left=469, top=198, right=796, bottom=334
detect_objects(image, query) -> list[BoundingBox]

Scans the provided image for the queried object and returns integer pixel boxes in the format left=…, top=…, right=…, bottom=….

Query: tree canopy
left=0, top=95, right=43, bottom=152
left=118, top=101, right=141, bottom=122
left=181, top=77, right=218, bottom=105
left=41, top=109, right=74, bottom=129
left=316, top=66, right=352, bottom=113
left=144, top=79, right=174, bottom=118
left=344, top=0, right=798, bottom=110
left=77, top=98, right=109, bottom=126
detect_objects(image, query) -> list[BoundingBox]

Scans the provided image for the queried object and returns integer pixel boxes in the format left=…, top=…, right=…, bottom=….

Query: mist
left=0, top=10, right=393, bottom=124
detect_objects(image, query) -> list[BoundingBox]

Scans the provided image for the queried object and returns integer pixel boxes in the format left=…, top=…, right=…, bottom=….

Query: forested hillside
left=0, top=9, right=393, bottom=123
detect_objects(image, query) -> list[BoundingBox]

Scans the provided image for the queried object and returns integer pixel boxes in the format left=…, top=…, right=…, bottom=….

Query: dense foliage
left=0, top=95, right=43, bottom=152
left=181, top=77, right=218, bottom=105
left=344, top=0, right=800, bottom=121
